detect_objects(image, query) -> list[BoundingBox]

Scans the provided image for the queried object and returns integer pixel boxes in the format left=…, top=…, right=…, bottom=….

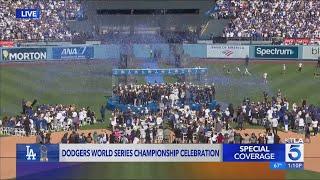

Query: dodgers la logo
left=26, top=145, right=37, bottom=160
left=285, top=144, right=304, bottom=162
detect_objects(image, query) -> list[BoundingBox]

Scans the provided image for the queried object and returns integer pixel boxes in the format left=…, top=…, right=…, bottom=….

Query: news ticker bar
left=17, top=144, right=304, bottom=170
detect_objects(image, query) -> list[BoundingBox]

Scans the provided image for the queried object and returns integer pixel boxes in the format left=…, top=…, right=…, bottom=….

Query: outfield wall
left=0, top=44, right=319, bottom=62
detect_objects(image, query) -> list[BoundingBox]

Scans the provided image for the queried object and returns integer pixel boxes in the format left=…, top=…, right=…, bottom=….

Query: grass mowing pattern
left=191, top=61, right=320, bottom=106
left=1, top=60, right=320, bottom=179
left=286, top=170, right=320, bottom=180
left=1, top=61, right=320, bottom=124
left=0, top=62, right=113, bottom=118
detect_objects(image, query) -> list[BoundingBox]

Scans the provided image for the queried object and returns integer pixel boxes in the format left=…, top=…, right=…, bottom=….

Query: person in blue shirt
left=100, top=105, right=106, bottom=122
left=33, top=116, right=41, bottom=134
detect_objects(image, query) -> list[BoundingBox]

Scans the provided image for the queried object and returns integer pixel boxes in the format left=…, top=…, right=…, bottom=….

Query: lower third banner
left=17, top=144, right=222, bottom=162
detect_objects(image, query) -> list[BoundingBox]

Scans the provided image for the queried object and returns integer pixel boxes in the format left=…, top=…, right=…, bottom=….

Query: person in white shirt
left=244, top=67, right=251, bottom=75
left=298, top=118, right=305, bottom=133
left=272, top=116, right=278, bottom=135
left=205, top=108, right=210, bottom=118
left=266, top=132, right=274, bottom=144
left=298, top=62, right=303, bottom=72
left=79, top=109, right=87, bottom=125
left=133, top=136, right=140, bottom=144
left=67, top=118, right=73, bottom=131
left=29, top=118, right=34, bottom=130
left=102, top=133, right=108, bottom=144
left=292, top=103, right=297, bottom=112
left=311, top=120, right=318, bottom=136
left=267, top=109, right=273, bottom=121
left=156, top=116, right=163, bottom=125
left=236, top=66, right=241, bottom=73
left=225, top=108, right=230, bottom=117
left=44, top=113, right=52, bottom=130
left=283, top=113, right=289, bottom=132
left=16, top=121, right=21, bottom=128
left=263, top=72, right=268, bottom=84
left=210, top=133, right=218, bottom=144
left=282, top=64, right=286, bottom=74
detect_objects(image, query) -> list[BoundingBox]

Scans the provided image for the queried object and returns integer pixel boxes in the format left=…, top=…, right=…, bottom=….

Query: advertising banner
left=254, top=46, right=299, bottom=59
left=0, top=40, right=15, bottom=47
left=1, top=48, right=47, bottom=61
left=284, top=38, right=310, bottom=45
left=52, top=46, right=94, bottom=60
left=302, top=46, right=320, bottom=60
left=207, top=45, right=249, bottom=59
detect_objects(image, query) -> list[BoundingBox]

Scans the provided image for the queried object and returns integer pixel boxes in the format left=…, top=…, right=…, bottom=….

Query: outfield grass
left=0, top=62, right=113, bottom=118
left=287, top=170, right=320, bottom=179
left=1, top=60, right=320, bottom=179
left=1, top=60, right=320, bottom=123
left=191, top=61, right=320, bottom=106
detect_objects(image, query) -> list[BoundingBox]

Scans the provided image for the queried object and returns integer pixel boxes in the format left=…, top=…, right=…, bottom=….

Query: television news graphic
left=223, top=143, right=304, bottom=170
left=17, top=144, right=222, bottom=162
left=223, top=144, right=285, bottom=162
left=25, top=145, right=36, bottom=161
left=17, top=144, right=59, bottom=162
left=17, top=143, right=304, bottom=168
left=16, top=9, right=41, bottom=19
left=283, top=138, right=304, bottom=170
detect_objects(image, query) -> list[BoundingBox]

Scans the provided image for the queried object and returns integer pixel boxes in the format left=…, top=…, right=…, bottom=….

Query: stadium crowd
left=1, top=0, right=319, bottom=42
left=213, top=0, right=320, bottom=39
left=0, top=99, right=97, bottom=137
left=0, top=0, right=81, bottom=41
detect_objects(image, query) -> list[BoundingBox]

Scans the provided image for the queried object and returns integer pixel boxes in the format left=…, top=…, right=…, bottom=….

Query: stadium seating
left=1, top=0, right=319, bottom=41
left=0, top=0, right=81, bottom=41
left=212, top=0, right=320, bottom=39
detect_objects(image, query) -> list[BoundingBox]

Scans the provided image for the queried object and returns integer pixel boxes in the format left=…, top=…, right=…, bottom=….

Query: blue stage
left=112, top=67, right=208, bottom=76
left=108, top=67, right=211, bottom=113
left=106, top=97, right=217, bottom=113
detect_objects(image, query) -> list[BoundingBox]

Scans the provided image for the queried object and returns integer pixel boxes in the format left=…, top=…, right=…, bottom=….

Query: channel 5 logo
left=285, top=144, right=304, bottom=162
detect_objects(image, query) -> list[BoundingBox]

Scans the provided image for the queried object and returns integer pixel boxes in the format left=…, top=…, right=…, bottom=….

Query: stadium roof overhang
left=83, top=0, right=214, bottom=32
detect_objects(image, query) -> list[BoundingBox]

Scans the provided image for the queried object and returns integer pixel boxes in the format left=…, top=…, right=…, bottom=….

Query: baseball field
left=1, top=60, right=320, bottom=116
left=1, top=59, right=320, bottom=179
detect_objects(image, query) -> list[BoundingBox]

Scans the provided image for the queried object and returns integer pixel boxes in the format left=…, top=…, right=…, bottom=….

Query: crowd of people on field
left=212, top=0, right=320, bottom=39
left=0, top=0, right=82, bottom=41
left=113, top=83, right=216, bottom=106
left=0, top=99, right=97, bottom=136
left=102, top=83, right=320, bottom=144
left=58, top=129, right=281, bottom=144
left=1, top=83, right=318, bottom=144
